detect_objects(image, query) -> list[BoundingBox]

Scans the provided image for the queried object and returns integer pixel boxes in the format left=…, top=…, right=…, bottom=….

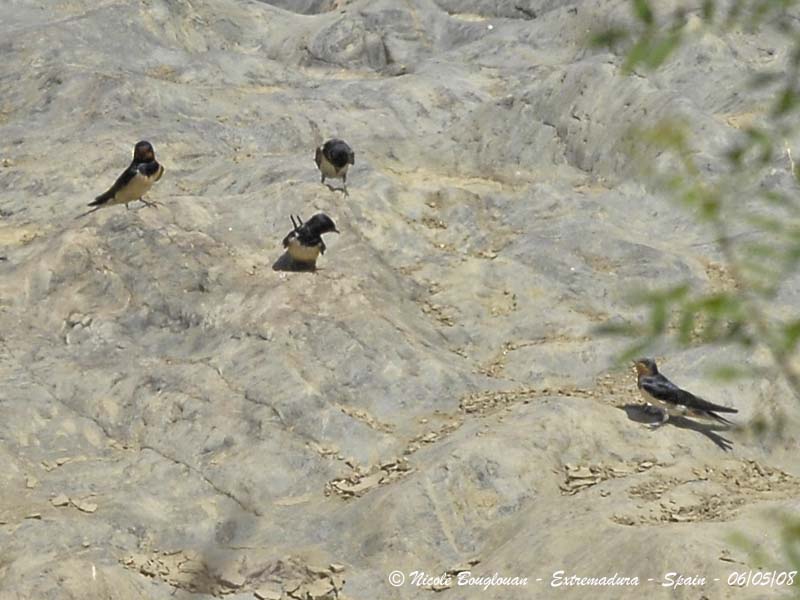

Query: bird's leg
left=649, top=408, right=670, bottom=430
left=320, top=174, right=325, bottom=184
left=342, top=173, right=349, bottom=197
left=139, top=197, right=160, bottom=208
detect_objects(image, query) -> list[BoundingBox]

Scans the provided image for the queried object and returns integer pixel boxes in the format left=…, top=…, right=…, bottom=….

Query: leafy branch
left=593, top=0, right=800, bottom=403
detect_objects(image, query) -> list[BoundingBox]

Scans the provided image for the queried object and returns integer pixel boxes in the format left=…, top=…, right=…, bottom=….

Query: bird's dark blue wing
left=640, top=376, right=683, bottom=405
left=296, top=227, right=322, bottom=247
left=642, top=375, right=737, bottom=413
left=679, top=390, right=738, bottom=413
left=89, top=164, right=137, bottom=206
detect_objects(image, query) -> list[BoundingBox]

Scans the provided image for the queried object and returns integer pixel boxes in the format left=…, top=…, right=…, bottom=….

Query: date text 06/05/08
left=727, top=571, right=797, bottom=587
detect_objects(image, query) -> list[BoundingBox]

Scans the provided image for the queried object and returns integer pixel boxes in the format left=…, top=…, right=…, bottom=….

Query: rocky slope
left=1, top=1, right=799, bottom=599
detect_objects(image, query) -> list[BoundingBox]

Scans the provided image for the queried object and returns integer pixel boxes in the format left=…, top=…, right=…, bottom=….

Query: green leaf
left=782, top=318, right=800, bottom=351
left=749, top=0, right=783, bottom=28
left=726, top=144, right=745, bottom=166
left=773, top=87, right=799, bottom=117
left=643, top=32, right=683, bottom=69
left=590, top=27, right=629, bottom=48
left=748, top=71, right=782, bottom=88
left=701, top=0, right=715, bottom=21
left=677, top=307, right=695, bottom=344
left=594, top=321, right=639, bottom=336
left=631, top=284, right=690, bottom=305
left=724, top=0, right=746, bottom=29
left=632, top=0, right=655, bottom=25
left=743, top=214, right=787, bottom=234
left=709, top=364, right=746, bottom=381
left=650, top=301, right=668, bottom=333
left=623, top=37, right=652, bottom=72
left=617, top=340, right=653, bottom=364
left=762, top=191, right=795, bottom=208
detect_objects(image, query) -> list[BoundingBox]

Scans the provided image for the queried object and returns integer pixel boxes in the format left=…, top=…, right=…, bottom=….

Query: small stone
left=218, top=566, right=245, bottom=588
left=55, top=457, right=70, bottom=466
left=50, top=493, right=70, bottom=507
left=568, top=466, right=594, bottom=479
left=283, top=579, right=302, bottom=594
left=254, top=586, right=282, bottom=600
left=308, top=564, right=332, bottom=576
left=305, top=577, right=335, bottom=598
left=337, top=472, right=384, bottom=495
left=25, top=512, right=42, bottom=520
left=331, top=574, right=345, bottom=590
left=26, top=476, right=38, bottom=489
left=446, top=565, right=472, bottom=575
left=72, top=499, right=98, bottom=513
left=329, top=563, right=346, bottom=573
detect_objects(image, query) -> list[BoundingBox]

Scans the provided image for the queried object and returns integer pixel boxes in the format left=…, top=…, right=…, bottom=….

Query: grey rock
left=1, top=1, right=798, bottom=599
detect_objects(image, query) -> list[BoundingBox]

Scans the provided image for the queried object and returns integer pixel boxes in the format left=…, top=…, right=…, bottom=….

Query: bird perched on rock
left=80, top=141, right=164, bottom=217
left=282, top=213, right=339, bottom=268
left=315, top=139, right=354, bottom=196
left=634, top=358, right=738, bottom=428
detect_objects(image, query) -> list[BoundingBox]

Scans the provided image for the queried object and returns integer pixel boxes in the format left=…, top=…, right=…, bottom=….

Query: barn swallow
left=315, top=139, right=354, bottom=196
left=282, top=213, right=339, bottom=268
left=80, top=141, right=164, bottom=217
left=634, top=358, right=738, bottom=428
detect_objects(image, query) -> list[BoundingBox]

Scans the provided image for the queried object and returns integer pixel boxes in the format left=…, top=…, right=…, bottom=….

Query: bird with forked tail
left=79, top=140, right=164, bottom=218
left=281, top=212, right=339, bottom=269
left=634, top=358, right=738, bottom=429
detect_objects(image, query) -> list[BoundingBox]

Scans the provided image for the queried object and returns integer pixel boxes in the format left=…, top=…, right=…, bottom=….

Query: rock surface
left=1, top=1, right=799, bottom=599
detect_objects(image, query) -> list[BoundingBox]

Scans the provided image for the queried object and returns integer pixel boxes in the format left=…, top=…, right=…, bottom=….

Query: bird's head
left=133, top=141, right=156, bottom=163
left=307, top=213, right=339, bottom=236
left=634, top=358, right=658, bottom=376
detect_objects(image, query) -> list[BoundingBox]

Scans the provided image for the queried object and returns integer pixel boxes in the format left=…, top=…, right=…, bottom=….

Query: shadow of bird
left=272, top=251, right=319, bottom=272
left=621, top=404, right=734, bottom=451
